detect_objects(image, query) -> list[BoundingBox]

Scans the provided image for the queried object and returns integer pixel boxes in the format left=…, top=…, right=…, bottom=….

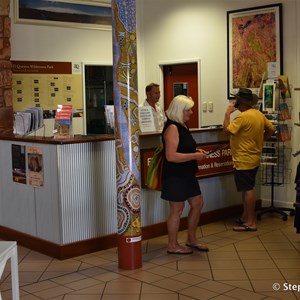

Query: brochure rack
left=14, top=107, right=44, bottom=136
left=258, top=161, right=294, bottom=221
left=257, top=84, right=294, bottom=221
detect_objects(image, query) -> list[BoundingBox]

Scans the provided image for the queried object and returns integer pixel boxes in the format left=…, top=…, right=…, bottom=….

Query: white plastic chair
left=0, top=242, right=19, bottom=300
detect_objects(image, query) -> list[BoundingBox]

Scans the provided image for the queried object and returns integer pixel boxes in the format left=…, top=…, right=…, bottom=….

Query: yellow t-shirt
left=227, top=109, right=275, bottom=170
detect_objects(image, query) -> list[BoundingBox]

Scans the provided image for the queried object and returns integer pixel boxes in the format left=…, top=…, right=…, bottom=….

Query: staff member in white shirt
left=143, top=83, right=166, bottom=131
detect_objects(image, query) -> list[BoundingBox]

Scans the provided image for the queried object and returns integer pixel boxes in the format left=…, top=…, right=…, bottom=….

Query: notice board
left=12, top=61, right=83, bottom=112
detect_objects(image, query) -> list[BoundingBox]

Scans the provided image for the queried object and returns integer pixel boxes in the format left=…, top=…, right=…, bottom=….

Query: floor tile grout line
left=1, top=218, right=299, bottom=299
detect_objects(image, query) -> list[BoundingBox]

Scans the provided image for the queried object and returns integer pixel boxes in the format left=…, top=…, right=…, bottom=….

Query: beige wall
left=136, top=0, right=300, bottom=209
left=9, top=0, right=300, bottom=209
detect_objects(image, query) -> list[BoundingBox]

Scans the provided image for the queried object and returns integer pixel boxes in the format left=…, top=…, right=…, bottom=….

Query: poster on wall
left=27, top=146, right=44, bottom=187
left=12, top=61, right=83, bottom=117
left=11, top=144, right=26, bottom=184
left=227, top=4, right=282, bottom=98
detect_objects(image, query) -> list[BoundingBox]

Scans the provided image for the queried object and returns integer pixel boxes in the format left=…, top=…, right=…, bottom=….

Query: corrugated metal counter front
left=0, top=128, right=241, bottom=259
left=0, top=135, right=116, bottom=248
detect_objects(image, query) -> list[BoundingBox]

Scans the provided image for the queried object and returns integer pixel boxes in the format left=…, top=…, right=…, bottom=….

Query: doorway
left=84, top=65, right=113, bottom=134
left=162, top=62, right=199, bottom=128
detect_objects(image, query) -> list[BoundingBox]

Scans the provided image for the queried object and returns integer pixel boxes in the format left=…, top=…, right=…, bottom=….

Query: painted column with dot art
left=111, top=0, right=142, bottom=269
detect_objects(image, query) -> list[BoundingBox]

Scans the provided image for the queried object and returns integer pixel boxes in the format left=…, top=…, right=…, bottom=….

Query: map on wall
left=12, top=61, right=83, bottom=114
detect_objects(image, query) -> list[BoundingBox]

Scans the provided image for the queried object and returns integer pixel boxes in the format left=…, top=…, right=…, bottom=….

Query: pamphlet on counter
left=53, top=104, right=73, bottom=138
left=14, top=107, right=44, bottom=135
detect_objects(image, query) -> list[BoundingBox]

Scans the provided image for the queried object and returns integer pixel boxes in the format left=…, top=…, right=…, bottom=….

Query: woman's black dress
left=161, top=119, right=201, bottom=202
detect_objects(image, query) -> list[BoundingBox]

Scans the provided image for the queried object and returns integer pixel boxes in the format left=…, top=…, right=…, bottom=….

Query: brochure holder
left=53, top=104, right=73, bottom=139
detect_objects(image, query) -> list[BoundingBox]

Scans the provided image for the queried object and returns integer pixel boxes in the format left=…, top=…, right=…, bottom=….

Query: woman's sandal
left=233, top=224, right=257, bottom=232
left=185, top=243, right=209, bottom=252
left=167, top=247, right=193, bottom=255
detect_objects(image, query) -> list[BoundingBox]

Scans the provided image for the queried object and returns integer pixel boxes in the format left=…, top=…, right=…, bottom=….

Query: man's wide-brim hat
left=231, top=88, right=258, bottom=107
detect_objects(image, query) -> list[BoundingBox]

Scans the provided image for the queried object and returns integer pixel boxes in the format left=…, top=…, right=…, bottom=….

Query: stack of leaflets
left=261, top=146, right=277, bottom=165
left=264, top=113, right=279, bottom=125
left=14, top=107, right=44, bottom=135
left=277, top=75, right=291, bottom=99
left=14, top=112, right=32, bottom=135
left=278, top=102, right=291, bottom=121
left=53, top=105, right=73, bottom=139
left=277, top=124, right=291, bottom=142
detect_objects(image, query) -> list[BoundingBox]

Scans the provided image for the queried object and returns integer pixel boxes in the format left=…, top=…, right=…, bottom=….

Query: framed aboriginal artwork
left=14, top=0, right=112, bottom=30
left=227, top=4, right=282, bottom=99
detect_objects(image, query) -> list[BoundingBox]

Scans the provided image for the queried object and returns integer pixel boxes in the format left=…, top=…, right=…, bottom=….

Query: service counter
left=0, top=128, right=245, bottom=259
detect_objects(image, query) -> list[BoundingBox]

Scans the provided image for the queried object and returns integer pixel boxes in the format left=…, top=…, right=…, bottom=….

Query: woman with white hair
left=162, top=95, right=209, bottom=254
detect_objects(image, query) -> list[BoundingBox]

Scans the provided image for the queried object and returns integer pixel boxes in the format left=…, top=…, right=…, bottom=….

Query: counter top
left=0, top=134, right=115, bottom=144
left=0, top=126, right=224, bottom=144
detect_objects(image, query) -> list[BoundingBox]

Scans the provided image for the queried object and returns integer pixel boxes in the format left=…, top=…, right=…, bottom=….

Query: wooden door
left=163, top=63, right=198, bottom=128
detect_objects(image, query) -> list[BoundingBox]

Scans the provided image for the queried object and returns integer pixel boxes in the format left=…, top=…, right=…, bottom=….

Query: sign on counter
left=138, top=106, right=156, bottom=133
left=196, top=142, right=233, bottom=177
left=141, top=141, right=233, bottom=188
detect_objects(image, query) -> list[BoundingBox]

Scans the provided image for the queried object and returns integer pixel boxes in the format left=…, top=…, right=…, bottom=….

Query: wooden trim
left=0, top=203, right=258, bottom=259
left=0, top=226, right=117, bottom=260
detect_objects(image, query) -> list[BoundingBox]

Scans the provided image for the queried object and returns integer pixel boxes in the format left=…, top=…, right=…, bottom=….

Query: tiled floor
left=1, top=215, right=300, bottom=300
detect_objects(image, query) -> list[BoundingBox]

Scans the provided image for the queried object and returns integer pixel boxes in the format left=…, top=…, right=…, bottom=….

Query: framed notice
left=15, top=0, right=112, bottom=30
left=12, top=61, right=83, bottom=112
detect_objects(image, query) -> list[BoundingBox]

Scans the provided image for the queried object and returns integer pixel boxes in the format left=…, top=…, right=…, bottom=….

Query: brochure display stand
left=258, top=163, right=294, bottom=221
left=14, top=107, right=44, bottom=136
left=257, top=80, right=294, bottom=221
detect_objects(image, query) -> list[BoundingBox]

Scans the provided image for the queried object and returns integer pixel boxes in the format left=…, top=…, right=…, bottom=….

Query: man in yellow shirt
left=223, top=88, right=276, bottom=231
